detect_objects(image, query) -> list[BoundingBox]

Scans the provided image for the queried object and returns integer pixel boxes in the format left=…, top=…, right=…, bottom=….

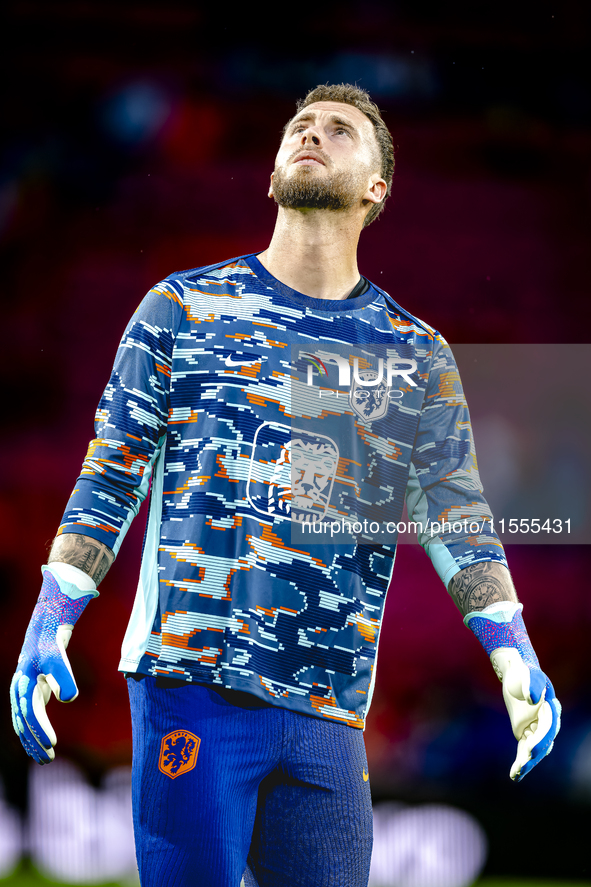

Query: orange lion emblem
left=158, top=730, right=201, bottom=779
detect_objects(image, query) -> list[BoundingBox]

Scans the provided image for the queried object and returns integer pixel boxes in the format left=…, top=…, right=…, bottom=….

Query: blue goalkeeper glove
left=10, top=564, right=98, bottom=764
left=465, top=601, right=561, bottom=782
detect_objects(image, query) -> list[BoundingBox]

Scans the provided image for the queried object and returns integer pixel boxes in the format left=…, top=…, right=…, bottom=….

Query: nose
left=300, top=464, right=317, bottom=487
left=300, top=127, right=321, bottom=147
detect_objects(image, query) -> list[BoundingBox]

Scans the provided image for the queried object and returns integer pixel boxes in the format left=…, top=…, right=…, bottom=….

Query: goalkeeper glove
left=10, top=563, right=98, bottom=764
left=465, top=601, right=561, bottom=782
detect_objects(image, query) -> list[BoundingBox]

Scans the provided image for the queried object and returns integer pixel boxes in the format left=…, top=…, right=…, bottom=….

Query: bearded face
left=271, top=152, right=371, bottom=212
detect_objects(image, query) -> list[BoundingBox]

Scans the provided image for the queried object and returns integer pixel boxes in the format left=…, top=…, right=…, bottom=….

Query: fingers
left=31, top=678, right=58, bottom=748
left=526, top=667, right=547, bottom=705
left=510, top=737, right=534, bottom=781
left=485, top=637, right=560, bottom=782
left=10, top=671, right=56, bottom=765
left=11, top=619, right=81, bottom=765
left=45, top=659, right=79, bottom=703
left=51, top=626, right=79, bottom=702
left=502, top=678, right=545, bottom=741
left=509, top=698, right=552, bottom=780
left=10, top=649, right=79, bottom=766
left=497, top=656, right=561, bottom=782
left=510, top=694, right=562, bottom=782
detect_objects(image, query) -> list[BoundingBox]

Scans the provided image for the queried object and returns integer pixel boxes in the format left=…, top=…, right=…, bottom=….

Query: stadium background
left=1, top=1, right=590, bottom=884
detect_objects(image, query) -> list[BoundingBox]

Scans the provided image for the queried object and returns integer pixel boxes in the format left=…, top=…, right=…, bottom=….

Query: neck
left=257, top=206, right=364, bottom=300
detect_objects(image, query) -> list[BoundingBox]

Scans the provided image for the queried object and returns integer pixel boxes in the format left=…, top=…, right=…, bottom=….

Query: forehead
left=288, top=101, right=373, bottom=133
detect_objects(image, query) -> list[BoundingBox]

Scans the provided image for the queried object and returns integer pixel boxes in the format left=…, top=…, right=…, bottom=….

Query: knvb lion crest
left=349, top=370, right=392, bottom=423
left=158, top=730, right=200, bottom=779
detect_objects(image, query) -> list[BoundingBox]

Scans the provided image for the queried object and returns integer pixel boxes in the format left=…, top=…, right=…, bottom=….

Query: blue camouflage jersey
left=58, top=254, right=507, bottom=728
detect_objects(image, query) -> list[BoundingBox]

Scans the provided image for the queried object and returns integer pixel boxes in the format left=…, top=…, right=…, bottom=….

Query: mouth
left=292, top=152, right=325, bottom=167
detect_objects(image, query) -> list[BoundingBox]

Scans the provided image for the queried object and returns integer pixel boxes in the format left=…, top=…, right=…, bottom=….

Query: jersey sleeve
left=57, top=279, right=184, bottom=555
left=406, top=333, right=507, bottom=587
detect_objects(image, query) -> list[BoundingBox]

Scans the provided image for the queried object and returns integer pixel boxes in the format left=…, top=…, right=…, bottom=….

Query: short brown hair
left=292, top=83, right=394, bottom=226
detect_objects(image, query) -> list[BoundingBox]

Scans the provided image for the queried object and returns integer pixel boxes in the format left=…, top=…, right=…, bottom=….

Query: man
left=11, top=84, right=560, bottom=887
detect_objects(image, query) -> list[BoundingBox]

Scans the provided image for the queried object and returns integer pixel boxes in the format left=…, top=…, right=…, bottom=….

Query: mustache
left=286, top=148, right=332, bottom=167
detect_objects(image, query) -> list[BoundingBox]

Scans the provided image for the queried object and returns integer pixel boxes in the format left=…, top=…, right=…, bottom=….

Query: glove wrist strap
left=41, top=563, right=99, bottom=600
left=464, top=602, right=539, bottom=669
left=464, top=601, right=522, bottom=626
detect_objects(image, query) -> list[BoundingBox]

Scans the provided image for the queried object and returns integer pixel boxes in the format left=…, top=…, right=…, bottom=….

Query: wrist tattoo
left=447, top=561, right=518, bottom=616
left=48, top=534, right=114, bottom=586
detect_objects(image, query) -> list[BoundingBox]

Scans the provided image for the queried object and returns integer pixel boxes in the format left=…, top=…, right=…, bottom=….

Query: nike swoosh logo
left=363, top=769, right=369, bottom=782
left=224, top=356, right=264, bottom=367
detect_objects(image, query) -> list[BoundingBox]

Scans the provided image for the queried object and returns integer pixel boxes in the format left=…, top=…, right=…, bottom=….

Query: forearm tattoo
left=48, top=534, right=114, bottom=586
left=447, top=561, right=518, bottom=616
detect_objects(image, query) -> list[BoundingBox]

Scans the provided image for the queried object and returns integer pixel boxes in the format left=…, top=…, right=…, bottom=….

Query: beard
left=272, top=161, right=368, bottom=212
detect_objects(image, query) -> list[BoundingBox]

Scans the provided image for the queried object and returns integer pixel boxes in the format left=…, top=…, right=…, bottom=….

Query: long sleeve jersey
left=58, top=254, right=507, bottom=728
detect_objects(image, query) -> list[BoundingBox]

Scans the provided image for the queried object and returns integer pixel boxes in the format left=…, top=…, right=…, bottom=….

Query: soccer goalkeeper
left=10, top=83, right=560, bottom=887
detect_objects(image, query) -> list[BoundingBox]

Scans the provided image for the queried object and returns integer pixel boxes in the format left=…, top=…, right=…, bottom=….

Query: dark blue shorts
left=128, top=677, right=373, bottom=887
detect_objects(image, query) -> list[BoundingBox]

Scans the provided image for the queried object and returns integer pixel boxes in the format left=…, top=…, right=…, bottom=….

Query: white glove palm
left=491, top=647, right=560, bottom=781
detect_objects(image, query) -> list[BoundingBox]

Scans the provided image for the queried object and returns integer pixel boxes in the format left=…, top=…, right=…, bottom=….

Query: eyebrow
left=288, top=113, right=359, bottom=132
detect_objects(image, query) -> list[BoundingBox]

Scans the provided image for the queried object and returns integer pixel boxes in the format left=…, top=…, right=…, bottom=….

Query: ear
left=363, top=173, right=387, bottom=206
left=268, top=172, right=274, bottom=198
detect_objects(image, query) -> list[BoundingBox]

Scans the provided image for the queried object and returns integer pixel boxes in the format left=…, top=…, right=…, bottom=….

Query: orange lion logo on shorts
left=158, top=730, right=201, bottom=779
